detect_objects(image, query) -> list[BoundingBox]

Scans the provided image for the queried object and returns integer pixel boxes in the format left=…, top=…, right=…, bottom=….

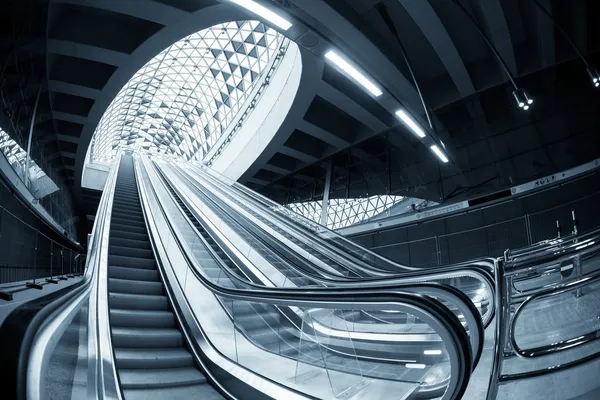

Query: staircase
left=107, top=155, right=223, bottom=399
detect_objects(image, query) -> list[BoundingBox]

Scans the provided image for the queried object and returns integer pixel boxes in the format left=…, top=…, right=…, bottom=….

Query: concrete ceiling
left=1, top=0, right=599, bottom=238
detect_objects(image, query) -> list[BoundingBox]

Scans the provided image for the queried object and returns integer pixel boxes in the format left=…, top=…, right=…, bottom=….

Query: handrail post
left=47, top=240, right=58, bottom=283
left=26, top=231, right=42, bottom=290
left=486, top=258, right=506, bottom=400
left=59, top=246, right=67, bottom=280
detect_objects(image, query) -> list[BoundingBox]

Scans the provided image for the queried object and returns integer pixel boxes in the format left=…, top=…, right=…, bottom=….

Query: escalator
left=157, top=160, right=494, bottom=328
left=107, top=155, right=222, bottom=399
left=7, top=153, right=485, bottom=400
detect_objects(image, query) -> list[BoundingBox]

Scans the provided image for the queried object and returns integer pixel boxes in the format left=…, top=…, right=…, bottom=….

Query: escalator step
left=108, top=278, right=163, bottom=296
left=109, top=293, right=169, bottom=310
left=124, top=383, right=222, bottom=400
left=112, top=217, right=146, bottom=228
left=118, top=366, right=206, bottom=389
left=110, top=237, right=151, bottom=250
left=111, top=327, right=184, bottom=348
left=109, top=266, right=159, bottom=282
left=109, top=245, right=154, bottom=259
left=112, top=223, right=147, bottom=235
left=110, top=309, right=174, bottom=328
left=112, top=230, right=149, bottom=242
left=114, top=348, right=194, bottom=369
left=108, top=254, right=156, bottom=270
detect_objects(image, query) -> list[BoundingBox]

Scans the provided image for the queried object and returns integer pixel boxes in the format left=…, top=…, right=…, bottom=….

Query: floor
left=0, top=276, right=83, bottom=326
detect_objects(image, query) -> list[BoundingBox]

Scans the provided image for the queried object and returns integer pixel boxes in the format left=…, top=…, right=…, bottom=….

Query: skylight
left=287, top=195, right=405, bottom=230
left=0, top=128, right=58, bottom=196
left=91, top=21, right=285, bottom=164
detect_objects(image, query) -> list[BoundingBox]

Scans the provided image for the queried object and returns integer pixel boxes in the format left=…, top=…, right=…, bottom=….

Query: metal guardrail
left=486, top=228, right=600, bottom=399
left=0, top=204, right=85, bottom=300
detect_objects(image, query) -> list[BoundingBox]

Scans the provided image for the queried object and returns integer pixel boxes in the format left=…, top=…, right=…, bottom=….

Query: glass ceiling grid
left=287, top=195, right=404, bottom=230
left=91, top=21, right=284, bottom=163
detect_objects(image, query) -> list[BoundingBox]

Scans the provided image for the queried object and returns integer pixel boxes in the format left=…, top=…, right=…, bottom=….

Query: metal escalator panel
left=107, top=155, right=223, bottom=399
left=179, top=163, right=495, bottom=328
left=136, top=154, right=477, bottom=400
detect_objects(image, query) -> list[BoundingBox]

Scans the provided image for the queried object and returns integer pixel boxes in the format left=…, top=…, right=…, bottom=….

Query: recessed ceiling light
left=230, top=0, right=293, bottom=31
left=325, top=50, right=383, bottom=97
left=430, top=145, right=449, bottom=163
left=395, top=110, right=426, bottom=138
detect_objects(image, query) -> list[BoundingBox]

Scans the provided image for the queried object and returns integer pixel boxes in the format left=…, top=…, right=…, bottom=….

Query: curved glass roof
left=91, top=21, right=285, bottom=163
left=287, top=195, right=405, bottom=230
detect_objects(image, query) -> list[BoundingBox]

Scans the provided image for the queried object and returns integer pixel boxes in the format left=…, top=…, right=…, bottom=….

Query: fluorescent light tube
left=395, top=110, right=426, bottom=138
left=230, top=0, right=293, bottom=31
left=430, top=145, right=448, bottom=163
left=325, top=51, right=383, bottom=97
left=423, top=350, right=442, bottom=355
left=406, top=363, right=426, bottom=369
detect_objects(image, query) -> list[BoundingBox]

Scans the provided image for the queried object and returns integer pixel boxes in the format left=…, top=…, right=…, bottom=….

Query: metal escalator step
left=113, top=196, right=140, bottom=203
left=112, top=217, right=146, bottom=227
left=108, top=254, right=156, bottom=269
left=114, top=348, right=194, bottom=369
left=109, top=266, right=159, bottom=282
left=110, top=237, right=151, bottom=250
left=109, top=293, right=169, bottom=310
left=111, top=223, right=147, bottom=235
left=112, top=211, right=144, bottom=220
left=108, top=278, right=163, bottom=295
left=119, top=367, right=206, bottom=389
left=112, top=230, right=149, bottom=242
left=111, top=327, right=184, bottom=348
left=109, top=245, right=154, bottom=259
left=110, top=309, right=174, bottom=328
left=123, top=383, right=223, bottom=400
left=112, top=201, right=142, bottom=211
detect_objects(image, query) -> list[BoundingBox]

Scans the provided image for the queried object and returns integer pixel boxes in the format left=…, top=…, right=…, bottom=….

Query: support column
left=319, top=159, right=333, bottom=228
left=24, top=85, right=43, bottom=188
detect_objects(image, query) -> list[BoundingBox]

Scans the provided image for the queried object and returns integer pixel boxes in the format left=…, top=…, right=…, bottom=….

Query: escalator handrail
left=160, top=160, right=493, bottom=339
left=150, top=158, right=485, bottom=370
left=25, top=154, right=123, bottom=400
left=137, top=155, right=475, bottom=400
left=169, top=161, right=495, bottom=331
left=198, top=162, right=495, bottom=275
left=191, top=163, right=497, bottom=281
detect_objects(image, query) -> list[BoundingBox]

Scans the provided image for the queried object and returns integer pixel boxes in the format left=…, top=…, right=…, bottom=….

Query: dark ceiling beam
left=246, top=177, right=287, bottom=191
left=399, top=0, right=476, bottom=97
left=45, top=152, right=62, bottom=162
left=316, top=81, right=388, bottom=133
left=261, top=163, right=294, bottom=176
left=60, top=151, right=76, bottom=158
left=52, top=0, right=186, bottom=26
left=532, top=0, right=555, bottom=67
left=56, top=133, right=80, bottom=143
left=53, top=111, right=87, bottom=125
left=286, top=0, right=423, bottom=112
left=279, top=145, right=319, bottom=164
left=471, top=0, right=518, bottom=75
left=48, top=80, right=101, bottom=100
left=47, top=39, right=129, bottom=67
left=297, top=119, right=349, bottom=149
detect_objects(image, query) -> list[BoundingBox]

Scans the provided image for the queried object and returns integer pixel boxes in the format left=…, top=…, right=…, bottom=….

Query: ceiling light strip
left=430, top=145, right=449, bottom=163
left=324, top=50, right=383, bottom=97
left=395, top=110, right=426, bottom=138
left=230, top=0, right=293, bottom=31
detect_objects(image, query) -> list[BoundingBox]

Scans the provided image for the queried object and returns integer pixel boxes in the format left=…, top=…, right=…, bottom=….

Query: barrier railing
left=486, top=229, right=600, bottom=399
left=0, top=204, right=84, bottom=300
left=359, top=191, right=600, bottom=268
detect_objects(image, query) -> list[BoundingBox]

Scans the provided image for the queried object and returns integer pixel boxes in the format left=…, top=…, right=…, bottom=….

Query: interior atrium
left=1, top=1, right=599, bottom=399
